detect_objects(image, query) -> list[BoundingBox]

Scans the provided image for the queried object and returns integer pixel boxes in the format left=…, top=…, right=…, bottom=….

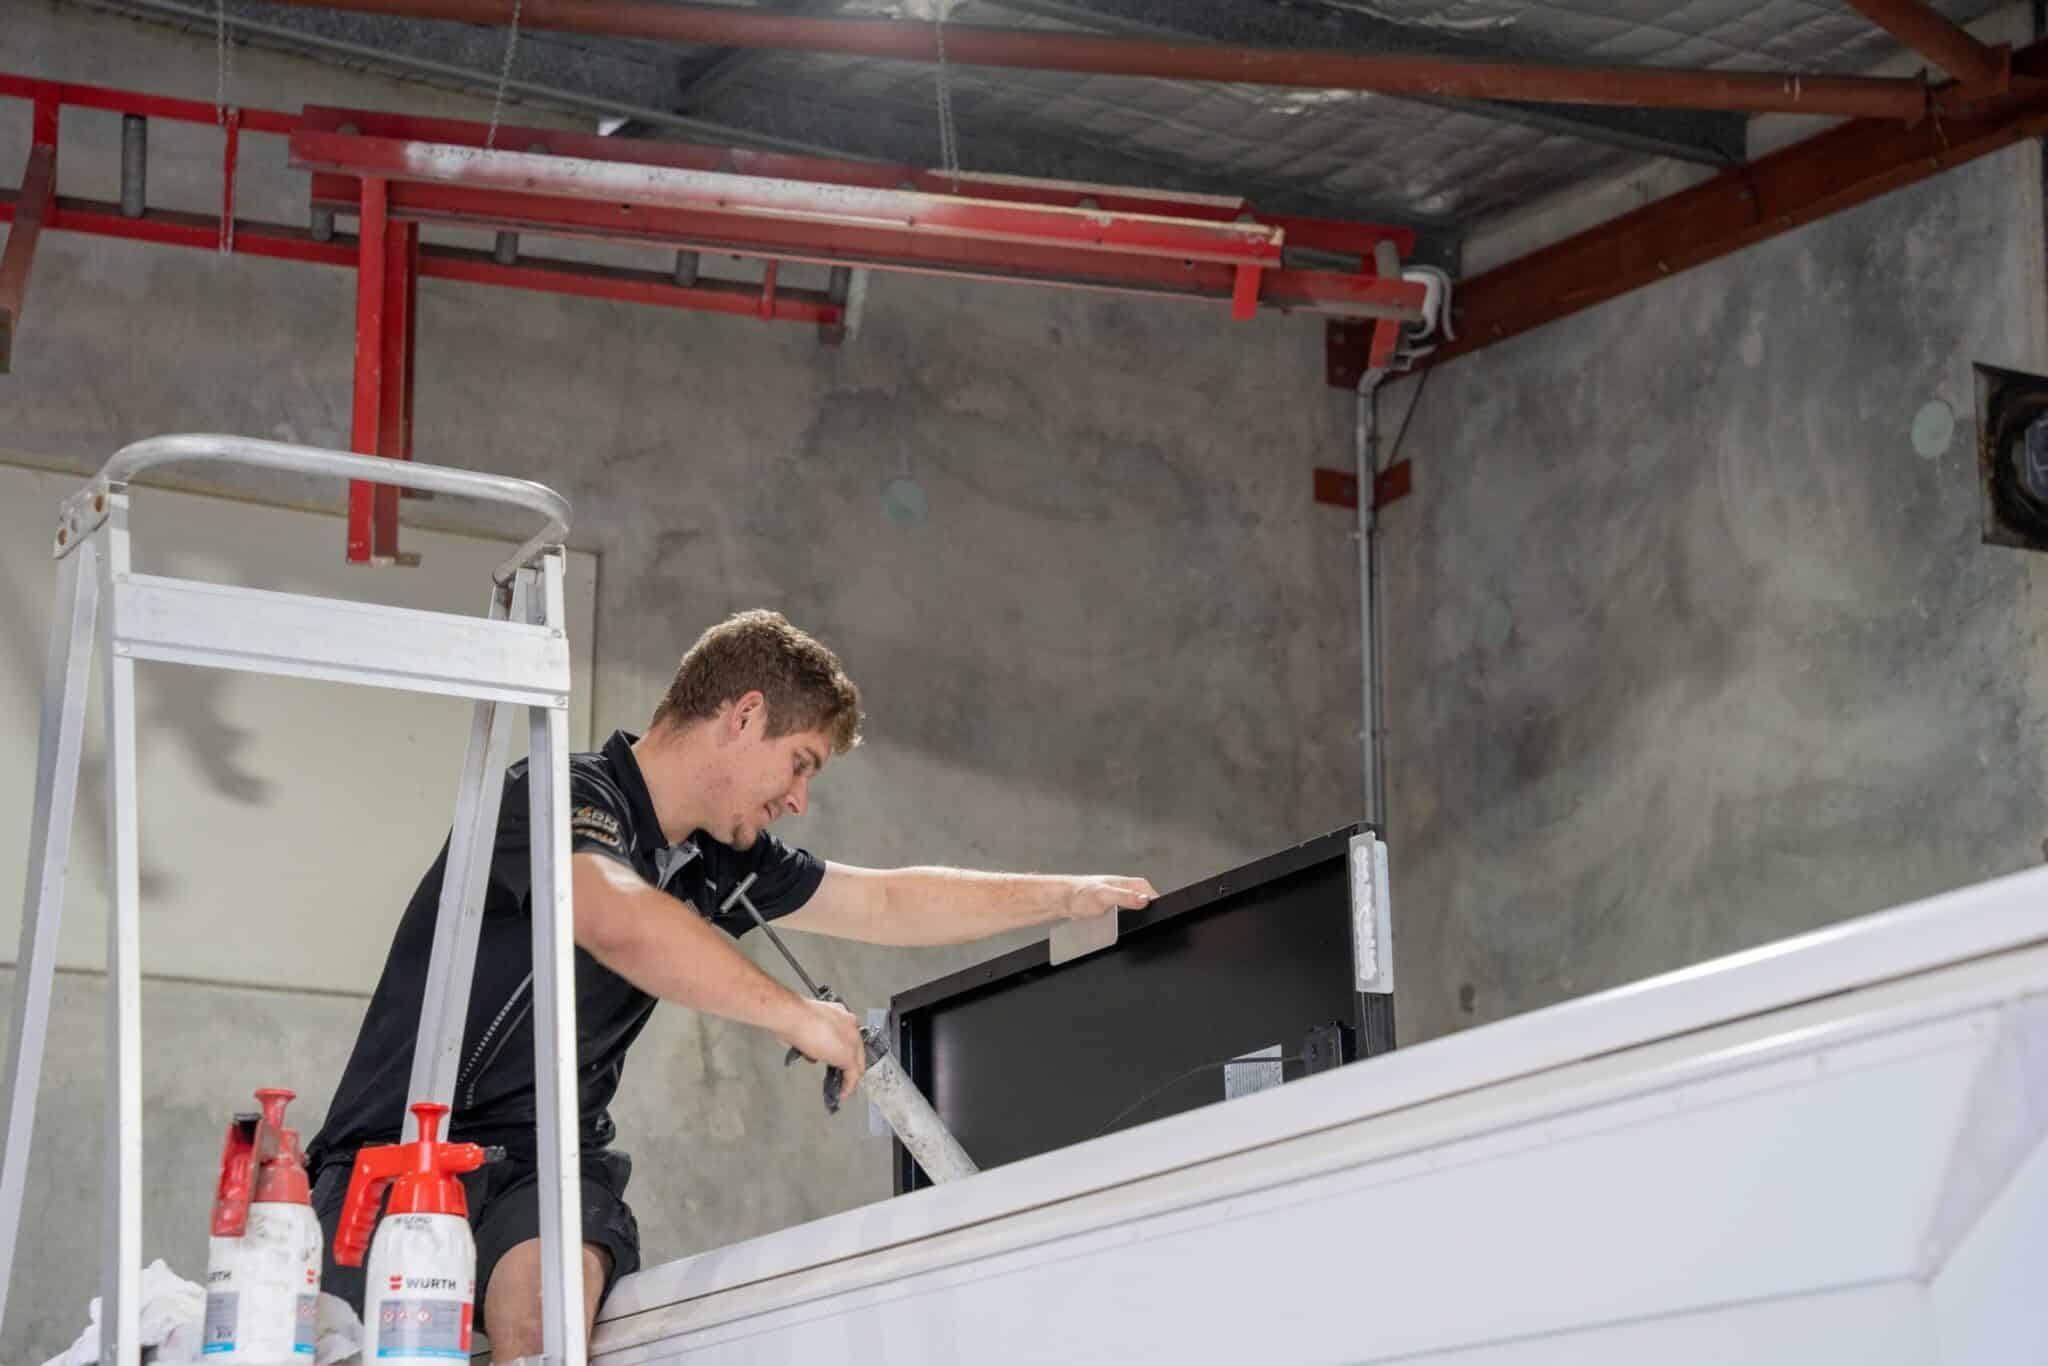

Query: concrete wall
left=1, top=5, right=1359, bottom=1357
left=1380, top=144, right=2048, bottom=1043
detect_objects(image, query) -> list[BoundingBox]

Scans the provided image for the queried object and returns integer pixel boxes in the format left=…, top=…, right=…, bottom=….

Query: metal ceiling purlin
left=1839, top=0, right=2011, bottom=89
left=80, top=0, right=1439, bottom=243
left=668, top=0, right=853, bottom=108
left=256, top=0, right=1934, bottom=119
left=1400, top=35, right=2048, bottom=374
left=980, top=0, right=1745, bottom=168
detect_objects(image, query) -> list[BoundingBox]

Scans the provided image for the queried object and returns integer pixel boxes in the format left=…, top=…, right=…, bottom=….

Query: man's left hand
left=1064, top=875, right=1158, bottom=920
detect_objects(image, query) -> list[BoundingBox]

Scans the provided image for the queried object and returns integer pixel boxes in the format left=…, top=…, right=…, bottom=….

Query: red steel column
left=347, top=175, right=388, bottom=563
left=0, top=95, right=58, bottom=373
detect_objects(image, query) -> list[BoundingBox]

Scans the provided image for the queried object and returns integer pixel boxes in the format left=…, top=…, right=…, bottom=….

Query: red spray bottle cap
left=331, top=1103, right=489, bottom=1269
left=211, top=1088, right=310, bottom=1236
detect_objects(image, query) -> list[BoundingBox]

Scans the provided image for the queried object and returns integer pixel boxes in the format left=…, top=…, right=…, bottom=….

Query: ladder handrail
left=79, top=433, right=571, bottom=584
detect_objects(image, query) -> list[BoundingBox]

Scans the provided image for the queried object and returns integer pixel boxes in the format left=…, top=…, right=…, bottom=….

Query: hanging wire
left=932, top=0, right=962, bottom=191
left=486, top=0, right=525, bottom=150
left=215, top=0, right=232, bottom=123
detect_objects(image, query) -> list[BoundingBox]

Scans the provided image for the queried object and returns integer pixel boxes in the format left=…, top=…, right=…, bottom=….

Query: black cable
left=1383, top=365, right=1432, bottom=474
left=1092, top=1054, right=1305, bottom=1140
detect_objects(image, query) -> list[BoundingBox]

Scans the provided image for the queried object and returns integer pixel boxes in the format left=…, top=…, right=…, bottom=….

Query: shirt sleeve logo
left=571, top=804, right=625, bottom=850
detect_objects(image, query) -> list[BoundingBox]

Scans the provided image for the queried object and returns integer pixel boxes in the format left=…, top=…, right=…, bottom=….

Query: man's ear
left=728, top=690, right=768, bottom=738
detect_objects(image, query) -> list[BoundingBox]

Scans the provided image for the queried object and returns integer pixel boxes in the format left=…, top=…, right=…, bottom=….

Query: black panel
left=892, top=825, right=1395, bottom=1192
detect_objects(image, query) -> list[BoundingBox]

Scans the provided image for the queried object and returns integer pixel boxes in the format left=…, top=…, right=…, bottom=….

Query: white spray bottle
left=333, top=1101, right=491, bottom=1366
left=204, top=1087, right=322, bottom=1363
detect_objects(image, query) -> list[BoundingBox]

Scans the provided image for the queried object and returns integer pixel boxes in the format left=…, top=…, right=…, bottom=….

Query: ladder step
left=112, top=573, right=570, bottom=707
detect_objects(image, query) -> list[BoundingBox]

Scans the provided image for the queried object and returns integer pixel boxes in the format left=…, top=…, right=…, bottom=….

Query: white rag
left=38, top=1262, right=362, bottom=1366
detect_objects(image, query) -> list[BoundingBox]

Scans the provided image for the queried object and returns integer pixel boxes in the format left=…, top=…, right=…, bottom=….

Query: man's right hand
left=774, top=996, right=866, bottom=1099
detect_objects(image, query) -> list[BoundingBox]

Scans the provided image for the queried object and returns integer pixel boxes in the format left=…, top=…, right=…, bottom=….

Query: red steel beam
left=291, top=131, right=1286, bottom=268
left=303, top=171, right=1425, bottom=321
left=0, top=191, right=843, bottom=322
left=296, top=105, right=1418, bottom=262
left=0, top=73, right=296, bottom=132
left=420, top=248, right=839, bottom=321
left=1425, top=38, right=2048, bottom=371
left=263, top=0, right=1931, bottom=119
left=1840, top=0, right=2008, bottom=90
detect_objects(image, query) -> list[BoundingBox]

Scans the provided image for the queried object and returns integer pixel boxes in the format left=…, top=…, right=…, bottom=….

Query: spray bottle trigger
left=210, top=1113, right=262, bottom=1238
left=331, top=1165, right=398, bottom=1269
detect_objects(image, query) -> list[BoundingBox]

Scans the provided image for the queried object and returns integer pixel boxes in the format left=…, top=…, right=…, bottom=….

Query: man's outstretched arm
left=776, top=863, right=1157, bottom=947
left=571, top=852, right=867, bottom=1092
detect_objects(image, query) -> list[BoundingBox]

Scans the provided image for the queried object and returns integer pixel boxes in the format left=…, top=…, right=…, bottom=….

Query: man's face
left=723, top=722, right=832, bottom=850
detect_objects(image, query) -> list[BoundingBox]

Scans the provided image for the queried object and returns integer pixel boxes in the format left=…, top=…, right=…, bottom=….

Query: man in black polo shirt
left=307, top=609, right=1155, bottom=1358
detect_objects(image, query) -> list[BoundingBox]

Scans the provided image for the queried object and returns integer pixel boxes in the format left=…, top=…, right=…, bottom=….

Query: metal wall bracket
left=53, top=481, right=113, bottom=559
left=1349, top=831, right=1394, bottom=995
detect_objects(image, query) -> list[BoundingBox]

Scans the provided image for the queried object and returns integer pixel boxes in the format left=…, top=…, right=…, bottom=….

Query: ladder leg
left=0, top=542, right=101, bottom=1334
left=526, top=553, right=585, bottom=1366
left=406, top=578, right=524, bottom=1133
left=97, top=497, right=143, bottom=1366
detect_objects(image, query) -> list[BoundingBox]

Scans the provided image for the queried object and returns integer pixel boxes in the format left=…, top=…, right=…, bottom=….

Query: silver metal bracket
left=1048, top=911, right=1118, bottom=966
left=53, top=481, right=115, bottom=559
left=1349, top=831, right=1394, bottom=995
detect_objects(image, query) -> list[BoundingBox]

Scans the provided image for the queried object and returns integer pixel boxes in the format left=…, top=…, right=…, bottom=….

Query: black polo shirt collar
left=601, top=730, right=668, bottom=854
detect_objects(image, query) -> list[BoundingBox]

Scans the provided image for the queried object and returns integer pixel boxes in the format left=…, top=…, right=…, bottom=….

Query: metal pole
left=97, top=496, right=143, bottom=1366
left=719, top=874, right=824, bottom=997
left=119, top=115, right=147, bottom=218
left=526, top=552, right=586, bottom=1366
left=1355, top=372, right=1387, bottom=830
left=256, top=0, right=1932, bottom=119
left=0, top=542, right=101, bottom=1336
left=405, top=580, right=522, bottom=1133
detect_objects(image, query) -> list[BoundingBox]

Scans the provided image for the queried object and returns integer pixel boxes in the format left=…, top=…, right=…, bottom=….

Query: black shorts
left=312, top=1147, right=642, bottom=1319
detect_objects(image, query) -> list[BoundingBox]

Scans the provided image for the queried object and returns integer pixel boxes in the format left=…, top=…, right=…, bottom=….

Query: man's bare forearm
left=871, top=867, right=1122, bottom=946
left=573, top=856, right=804, bottom=1032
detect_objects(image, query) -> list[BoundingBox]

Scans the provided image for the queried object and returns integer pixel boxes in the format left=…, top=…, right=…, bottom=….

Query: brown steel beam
left=259, top=0, right=1932, bottom=119
left=1841, top=0, right=2008, bottom=90
left=1417, top=39, right=2048, bottom=373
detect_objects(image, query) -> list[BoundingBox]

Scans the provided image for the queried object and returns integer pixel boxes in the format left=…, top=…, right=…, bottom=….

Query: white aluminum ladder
left=0, top=435, right=590, bottom=1366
